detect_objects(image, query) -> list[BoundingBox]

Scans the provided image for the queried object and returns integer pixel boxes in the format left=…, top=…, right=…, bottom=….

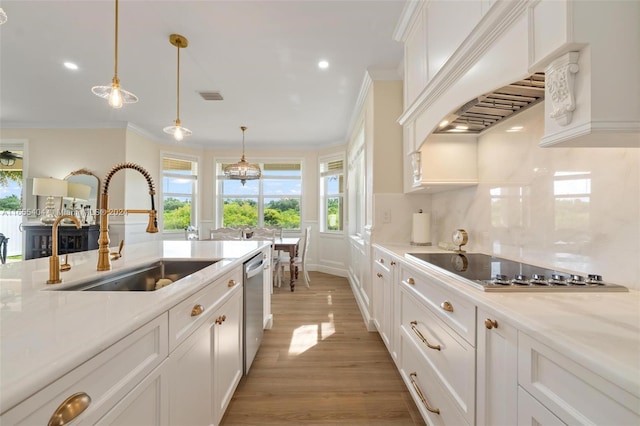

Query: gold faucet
left=47, top=215, right=82, bottom=284
left=97, top=162, right=158, bottom=271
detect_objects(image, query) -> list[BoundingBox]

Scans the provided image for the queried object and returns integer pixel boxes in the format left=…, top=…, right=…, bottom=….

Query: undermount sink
left=52, top=260, right=218, bottom=291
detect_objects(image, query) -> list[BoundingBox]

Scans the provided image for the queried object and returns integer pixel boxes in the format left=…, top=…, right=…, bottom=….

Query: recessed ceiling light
left=318, top=60, right=329, bottom=69
left=64, top=62, right=79, bottom=70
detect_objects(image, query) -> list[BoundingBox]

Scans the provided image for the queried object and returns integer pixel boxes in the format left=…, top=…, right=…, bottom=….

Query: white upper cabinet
left=532, top=0, right=640, bottom=147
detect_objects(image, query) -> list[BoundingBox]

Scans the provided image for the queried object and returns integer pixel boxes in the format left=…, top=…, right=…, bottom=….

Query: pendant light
left=91, top=0, right=138, bottom=108
left=163, top=34, right=192, bottom=141
left=223, top=126, right=262, bottom=186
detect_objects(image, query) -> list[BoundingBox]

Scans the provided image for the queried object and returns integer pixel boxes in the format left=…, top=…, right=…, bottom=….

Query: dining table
left=273, top=237, right=300, bottom=291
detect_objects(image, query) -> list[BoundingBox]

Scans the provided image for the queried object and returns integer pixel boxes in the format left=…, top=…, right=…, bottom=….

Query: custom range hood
left=435, top=73, right=545, bottom=134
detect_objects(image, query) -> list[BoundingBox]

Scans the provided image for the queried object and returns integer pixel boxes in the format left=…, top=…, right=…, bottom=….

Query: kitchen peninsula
left=0, top=240, right=270, bottom=425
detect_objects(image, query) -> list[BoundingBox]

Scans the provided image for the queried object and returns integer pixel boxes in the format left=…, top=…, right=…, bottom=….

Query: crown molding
left=392, top=0, right=423, bottom=42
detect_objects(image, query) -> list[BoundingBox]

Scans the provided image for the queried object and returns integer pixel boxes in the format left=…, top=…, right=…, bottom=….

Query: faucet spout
left=97, top=162, right=158, bottom=271
left=47, top=215, right=82, bottom=284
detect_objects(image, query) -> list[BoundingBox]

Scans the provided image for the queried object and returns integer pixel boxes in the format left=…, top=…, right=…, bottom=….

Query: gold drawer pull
left=485, top=318, right=498, bottom=329
left=410, top=321, right=441, bottom=351
left=191, top=304, right=204, bottom=317
left=407, top=278, right=415, bottom=285
left=379, top=258, right=384, bottom=264
left=215, top=314, right=227, bottom=325
left=228, top=279, right=236, bottom=287
left=409, top=372, right=440, bottom=415
left=440, top=301, right=453, bottom=312
left=390, top=261, right=396, bottom=266
left=376, top=272, right=383, bottom=278
left=48, top=392, right=91, bottom=426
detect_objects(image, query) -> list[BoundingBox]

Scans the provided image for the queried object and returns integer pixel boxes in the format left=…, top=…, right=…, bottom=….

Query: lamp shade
left=66, top=182, right=91, bottom=201
left=32, top=178, right=68, bottom=197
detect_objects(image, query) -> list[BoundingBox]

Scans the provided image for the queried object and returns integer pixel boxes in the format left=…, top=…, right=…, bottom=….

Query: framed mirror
left=65, top=169, right=100, bottom=224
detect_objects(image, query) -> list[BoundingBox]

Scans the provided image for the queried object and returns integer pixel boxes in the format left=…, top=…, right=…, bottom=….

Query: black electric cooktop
left=405, top=252, right=628, bottom=292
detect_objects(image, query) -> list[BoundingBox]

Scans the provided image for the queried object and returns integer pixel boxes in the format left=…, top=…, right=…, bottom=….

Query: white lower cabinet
left=169, top=269, right=243, bottom=426
left=372, top=248, right=395, bottom=355
left=476, top=308, right=518, bottom=426
left=517, top=386, right=565, bottom=425
left=0, top=314, right=169, bottom=425
left=212, top=287, right=243, bottom=425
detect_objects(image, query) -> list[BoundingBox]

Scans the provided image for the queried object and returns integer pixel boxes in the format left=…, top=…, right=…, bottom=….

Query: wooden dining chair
left=280, top=226, right=311, bottom=288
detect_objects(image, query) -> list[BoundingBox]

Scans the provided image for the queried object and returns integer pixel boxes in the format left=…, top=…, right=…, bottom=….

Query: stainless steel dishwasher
left=243, top=252, right=264, bottom=374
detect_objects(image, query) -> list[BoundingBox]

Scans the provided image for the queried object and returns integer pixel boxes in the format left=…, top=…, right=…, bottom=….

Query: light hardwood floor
left=220, top=272, right=426, bottom=425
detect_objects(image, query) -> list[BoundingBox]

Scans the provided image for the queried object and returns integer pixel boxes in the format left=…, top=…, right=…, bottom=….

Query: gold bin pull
left=410, top=321, right=441, bottom=351
left=409, top=372, right=440, bottom=415
left=440, top=301, right=453, bottom=312
left=407, top=278, right=415, bottom=285
left=485, top=318, right=498, bottom=329
left=191, top=304, right=204, bottom=317
left=228, top=279, right=236, bottom=287
left=48, top=392, right=92, bottom=426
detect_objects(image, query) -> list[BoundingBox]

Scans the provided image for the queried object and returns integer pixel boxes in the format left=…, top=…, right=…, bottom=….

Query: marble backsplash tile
left=430, top=104, right=640, bottom=289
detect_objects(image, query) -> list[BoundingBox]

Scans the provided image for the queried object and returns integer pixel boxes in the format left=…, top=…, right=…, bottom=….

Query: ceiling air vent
left=199, top=92, right=224, bottom=101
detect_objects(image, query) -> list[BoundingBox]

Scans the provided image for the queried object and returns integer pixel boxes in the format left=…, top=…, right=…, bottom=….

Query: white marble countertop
left=0, top=240, right=268, bottom=413
left=375, top=243, right=640, bottom=400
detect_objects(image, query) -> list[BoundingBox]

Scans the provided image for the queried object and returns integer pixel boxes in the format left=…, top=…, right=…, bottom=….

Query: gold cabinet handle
left=410, top=321, right=441, bottom=351
left=407, top=277, right=415, bottom=285
left=485, top=318, right=498, bottom=329
left=215, top=314, right=227, bottom=325
left=390, top=261, right=396, bottom=266
left=440, top=301, right=453, bottom=312
left=379, top=258, right=384, bottom=264
left=376, top=272, right=383, bottom=278
left=409, top=372, right=440, bottom=414
left=191, top=304, right=204, bottom=317
left=228, top=279, right=236, bottom=287
left=48, top=392, right=92, bottom=426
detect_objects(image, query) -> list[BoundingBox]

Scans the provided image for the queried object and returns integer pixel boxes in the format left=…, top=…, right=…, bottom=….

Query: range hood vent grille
left=435, top=72, right=545, bottom=134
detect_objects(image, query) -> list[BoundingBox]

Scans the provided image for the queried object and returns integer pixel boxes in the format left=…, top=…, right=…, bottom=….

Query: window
left=162, top=155, right=198, bottom=233
left=217, top=161, right=302, bottom=229
left=320, top=155, right=344, bottom=232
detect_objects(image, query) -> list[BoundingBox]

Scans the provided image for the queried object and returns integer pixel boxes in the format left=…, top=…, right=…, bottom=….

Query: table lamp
left=32, top=177, right=68, bottom=224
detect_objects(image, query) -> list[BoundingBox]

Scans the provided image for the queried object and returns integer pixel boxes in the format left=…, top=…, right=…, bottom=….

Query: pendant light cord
left=114, top=0, right=119, bottom=79
left=176, top=42, right=181, bottom=122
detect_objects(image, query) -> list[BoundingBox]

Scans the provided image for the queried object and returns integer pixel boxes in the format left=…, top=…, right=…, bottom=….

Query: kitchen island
left=373, top=243, right=640, bottom=425
left=0, top=240, right=269, bottom=423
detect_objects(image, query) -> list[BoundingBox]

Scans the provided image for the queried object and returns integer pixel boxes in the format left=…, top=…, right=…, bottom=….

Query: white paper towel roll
left=411, top=212, right=431, bottom=245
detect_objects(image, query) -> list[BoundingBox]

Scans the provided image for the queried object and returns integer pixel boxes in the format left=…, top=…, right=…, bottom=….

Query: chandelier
left=91, top=0, right=138, bottom=108
left=223, top=126, right=261, bottom=186
left=163, top=34, right=192, bottom=141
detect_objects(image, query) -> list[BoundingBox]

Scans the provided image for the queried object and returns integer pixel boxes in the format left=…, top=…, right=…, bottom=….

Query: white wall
left=430, top=103, right=640, bottom=289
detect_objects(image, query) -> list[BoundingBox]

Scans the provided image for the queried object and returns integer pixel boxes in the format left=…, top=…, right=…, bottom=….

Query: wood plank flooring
left=220, top=272, right=426, bottom=425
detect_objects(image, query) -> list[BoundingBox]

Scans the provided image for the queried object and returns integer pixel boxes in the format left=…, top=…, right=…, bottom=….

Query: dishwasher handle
left=245, top=256, right=264, bottom=279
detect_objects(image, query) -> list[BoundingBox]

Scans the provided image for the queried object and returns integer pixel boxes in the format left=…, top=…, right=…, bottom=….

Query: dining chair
left=246, top=228, right=282, bottom=287
left=280, top=226, right=311, bottom=288
left=209, top=227, right=243, bottom=240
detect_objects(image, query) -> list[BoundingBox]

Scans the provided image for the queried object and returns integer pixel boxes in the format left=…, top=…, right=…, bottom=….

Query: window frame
left=160, top=152, right=199, bottom=235
left=319, top=153, right=345, bottom=234
left=215, top=158, right=303, bottom=230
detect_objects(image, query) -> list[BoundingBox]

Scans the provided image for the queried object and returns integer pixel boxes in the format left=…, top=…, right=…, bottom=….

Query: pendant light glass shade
left=163, top=34, right=192, bottom=141
left=223, top=126, right=262, bottom=186
left=91, top=0, right=138, bottom=108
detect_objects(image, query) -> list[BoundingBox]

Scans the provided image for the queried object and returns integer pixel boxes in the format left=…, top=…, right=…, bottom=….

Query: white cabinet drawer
left=399, top=263, right=475, bottom=345
left=373, top=247, right=394, bottom=273
left=518, top=332, right=640, bottom=425
left=400, top=289, right=475, bottom=424
left=1, top=314, right=168, bottom=425
left=517, top=386, right=565, bottom=426
left=169, top=267, right=241, bottom=352
left=400, top=332, right=469, bottom=426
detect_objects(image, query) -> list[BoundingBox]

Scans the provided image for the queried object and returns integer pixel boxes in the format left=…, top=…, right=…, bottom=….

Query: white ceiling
left=0, top=0, right=406, bottom=151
